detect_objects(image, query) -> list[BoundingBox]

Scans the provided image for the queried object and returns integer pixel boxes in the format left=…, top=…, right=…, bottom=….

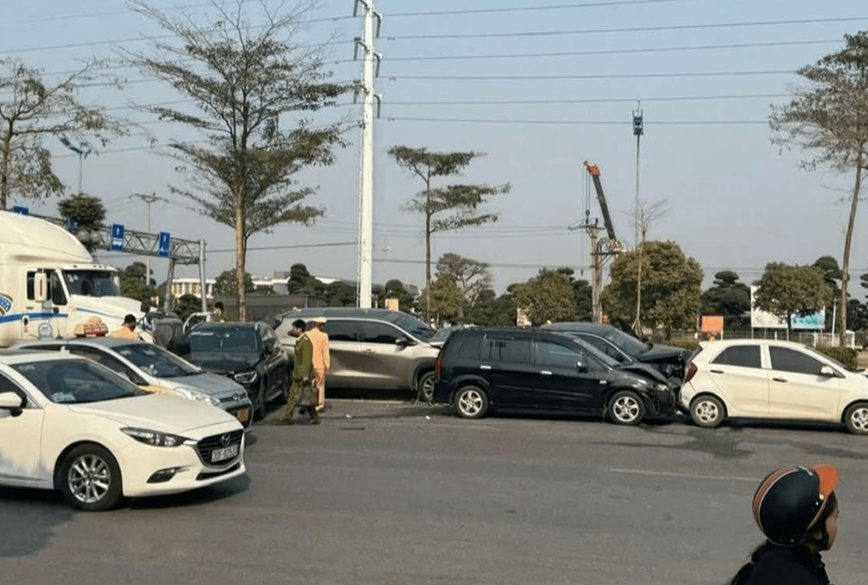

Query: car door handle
left=539, top=371, right=552, bottom=376
left=480, top=365, right=492, bottom=370
left=709, top=369, right=724, bottom=374
left=772, top=377, right=788, bottom=383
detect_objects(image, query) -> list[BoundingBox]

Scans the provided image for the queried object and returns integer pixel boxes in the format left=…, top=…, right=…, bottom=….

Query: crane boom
left=583, top=161, right=618, bottom=245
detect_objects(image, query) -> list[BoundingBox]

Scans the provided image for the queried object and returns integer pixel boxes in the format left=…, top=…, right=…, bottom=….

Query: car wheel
left=454, top=386, right=489, bottom=419
left=844, top=402, right=868, bottom=435
left=608, top=390, right=646, bottom=426
left=254, top=381, right=268, bottom=420
left=59, top=444, right=123, bottom=512
left=275, top=370, right=290, bottom=405
left=416, top=371, right=436, bottom=405
left=690, top=395, right=725, bottom=428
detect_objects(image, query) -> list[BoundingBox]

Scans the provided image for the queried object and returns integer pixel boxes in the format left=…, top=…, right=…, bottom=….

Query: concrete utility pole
left=354, top=0, right=382, bottom=308
left=130, top=192, right=167, bottom=287
left=632, top=103, right=644, bottom=249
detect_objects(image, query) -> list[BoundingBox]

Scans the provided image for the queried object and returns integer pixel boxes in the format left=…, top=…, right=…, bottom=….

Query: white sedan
left=680, top=339, right=868, bottom=434
left=0, top=351, right=246, bottom=511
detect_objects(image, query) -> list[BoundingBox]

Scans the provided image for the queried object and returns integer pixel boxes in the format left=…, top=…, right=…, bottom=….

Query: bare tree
left=0, top=58, right=126, bottom=210
left=770, top=31, right=868, bottom=345
left=632, top=199, right=669, bottom=332
left=124, top=0, right=348, bottom=320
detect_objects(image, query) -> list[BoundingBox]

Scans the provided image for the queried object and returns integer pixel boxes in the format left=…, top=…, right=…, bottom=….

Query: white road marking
left=610, top=468, right=758, bottom=482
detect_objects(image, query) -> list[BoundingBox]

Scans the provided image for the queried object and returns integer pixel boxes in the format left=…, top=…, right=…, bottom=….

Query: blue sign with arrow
left=158, top=232, right=171, bottom=257
left=111, top=224, right=124, bottom=251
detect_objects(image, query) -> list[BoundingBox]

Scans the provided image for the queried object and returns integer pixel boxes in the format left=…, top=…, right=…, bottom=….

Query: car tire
left=275, top=370, right=291, bottom=405
left=454, top=385, right=489, bottom=419
left=254, top=381, right=268, bottom=420
left=690, top=395, right=725, bottom=428
left=844, top=402, right=868, bottom=435
left=608, top=390, right=646, bottom=426
left=416, top=371, right=436, bottom=405
left=59, top=444, right=123, bottom=512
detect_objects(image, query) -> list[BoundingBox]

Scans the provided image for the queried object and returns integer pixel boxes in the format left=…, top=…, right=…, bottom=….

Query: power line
left=385, top=16, right=868, bottom=41
left=384, top=39, right=840, bottom=62
left=389, top=0, right=706, bottom=18
left=385, top=117, right=767, bottom=126
left=380, top=93, right=788, bottom=106
left=387, top=70, right=796, bottom=81
left=209, top=241, right=357, bottom=253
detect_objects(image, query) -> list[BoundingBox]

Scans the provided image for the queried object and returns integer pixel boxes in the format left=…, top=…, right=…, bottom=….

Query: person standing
left=306, top=316, right=330, bottom=411
left=728, top=464, right=840, bottom=585
left=279, top=320, right=313, bottom=424
left=110, top=314, right=141, bottom=340
left=212, top=301, right=228, bottom=322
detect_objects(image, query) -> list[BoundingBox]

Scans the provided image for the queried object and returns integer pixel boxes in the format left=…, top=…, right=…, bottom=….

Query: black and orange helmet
left=752, top=465, right=838, bottom=546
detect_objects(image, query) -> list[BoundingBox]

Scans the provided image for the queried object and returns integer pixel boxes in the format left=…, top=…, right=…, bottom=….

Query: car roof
left=277, top=307, right=414, bottom=320
left=0, top=349, right=84, bottom=365
left=190, top=322, right=261, bottom=331
left=700, top=339, right=811, bottom=350
left=541, top=322, right=616, bottom=334
left=14, top=337, right=148, bottom=350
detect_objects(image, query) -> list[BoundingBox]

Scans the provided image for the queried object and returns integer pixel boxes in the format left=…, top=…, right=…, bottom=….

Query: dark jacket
left=738, top=543, right=830, bottom=585
left=292, top=333, right=314, bottom=382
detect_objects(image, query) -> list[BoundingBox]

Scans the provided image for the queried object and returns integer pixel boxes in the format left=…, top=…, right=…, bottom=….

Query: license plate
left=211, top=444, right=239, bottom=463
left=235, top=408, right=249, bottom=423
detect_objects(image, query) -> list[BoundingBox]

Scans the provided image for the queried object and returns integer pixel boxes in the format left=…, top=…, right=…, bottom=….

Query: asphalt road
left=1, top=400, right=867, bottom=585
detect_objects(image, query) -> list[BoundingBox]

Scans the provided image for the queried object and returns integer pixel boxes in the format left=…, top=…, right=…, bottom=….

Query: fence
left=668, top=328, right=858, bottom=349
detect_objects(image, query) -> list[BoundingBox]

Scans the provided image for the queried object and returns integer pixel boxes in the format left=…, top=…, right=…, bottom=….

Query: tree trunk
left=236, top=195, right=247, bottom=322
left=424, top=177, right=432, bottom=323
left=634, top=243, right=643, bottom=332
left=839, top=147, right=863, bottom=347
left=0, top=126, right=11, bottom=211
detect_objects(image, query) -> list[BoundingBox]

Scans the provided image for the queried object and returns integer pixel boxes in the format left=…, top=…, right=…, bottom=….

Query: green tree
left=57, top=194, right=106, bottom=253
left=813, top=255, right=843, bottom=332
left=377, top=279, right=415, bottom=312
left=119, top=261, right=157, bottom=303
left=700, top=270, right=751, bottom=329
left=434, top=253, right=492, bottom=323
left=513, top=268, right=577, bottom=325
left=126, top=0, right=347, bottom=321
left=0, top=58, right=126, bottom=210
left=388, top=145, right=510, bottom=321
left=325, top=281, right=356, bottom=307
left=174, top=293, right=203, bottom=322
left=770, top=31, right=868, bottom=345
left=466, top=288, right=517, bottom=326
left=602, top=241, right=702, bottom=339
left=213, top=269, right=255, bottom=297
left=419, top=277, right=463, bottom=326
left=753, top=263, right=833, bottom=337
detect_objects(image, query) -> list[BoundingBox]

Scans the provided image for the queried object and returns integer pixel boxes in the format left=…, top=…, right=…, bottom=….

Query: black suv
left=432, top=327, right=675, bottom=425
left=184, top=321, right=291, bottom=420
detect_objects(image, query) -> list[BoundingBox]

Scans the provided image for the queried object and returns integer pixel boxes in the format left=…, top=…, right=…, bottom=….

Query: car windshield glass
left=63, top=269, right=120, bottom=297
left=12, top=359, right=145, bottom=404
left=114, top=343, right=201, bottom=377
left=602, top=328, right=649, bottom=355
left=565, top=335, right=618, bottom=367
left=387, top=312, right=435, bottom=341
left=187, top=328, right=261, bottom=354
left=804, top=345, right=861, bottom=373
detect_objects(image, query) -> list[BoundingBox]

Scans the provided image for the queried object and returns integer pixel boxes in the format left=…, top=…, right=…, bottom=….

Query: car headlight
left=173, top=387, right=220, bottom=406
left=121, top=427, right=190, bottom=447
left=233, top=371, right=258, bottom=385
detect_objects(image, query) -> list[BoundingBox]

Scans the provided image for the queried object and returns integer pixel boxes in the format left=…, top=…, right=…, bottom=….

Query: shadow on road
left=127, top=474, right=250, bottom=510
left=0, top=487, right=74, bottom=557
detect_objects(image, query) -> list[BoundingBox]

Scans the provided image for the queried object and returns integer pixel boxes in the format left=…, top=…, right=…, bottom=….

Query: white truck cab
left=0, top=211, right=177, bottom=347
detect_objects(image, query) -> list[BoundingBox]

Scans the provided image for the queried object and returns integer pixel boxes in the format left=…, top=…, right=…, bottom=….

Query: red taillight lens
left=684, top=361, right=698, bottom=383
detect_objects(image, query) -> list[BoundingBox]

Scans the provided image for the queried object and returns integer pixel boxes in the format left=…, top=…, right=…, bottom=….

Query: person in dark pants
left=279, top=320, right=310, bottom=424
left=728, top=464, right=840, bottom=585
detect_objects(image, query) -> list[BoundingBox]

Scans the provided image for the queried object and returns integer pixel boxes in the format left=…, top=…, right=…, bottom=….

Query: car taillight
left=684, top=361, right=698, bottom=383
left=434, top=356, right=441, bottom=379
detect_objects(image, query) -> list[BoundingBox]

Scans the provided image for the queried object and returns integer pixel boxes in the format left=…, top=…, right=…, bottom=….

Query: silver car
left=272, top=308, right=440, bottom=402
left=13, top=337, right=253, bottom=428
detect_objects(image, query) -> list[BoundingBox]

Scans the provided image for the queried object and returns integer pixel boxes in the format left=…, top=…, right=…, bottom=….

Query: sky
left=2, top=0, right=868, bottom=299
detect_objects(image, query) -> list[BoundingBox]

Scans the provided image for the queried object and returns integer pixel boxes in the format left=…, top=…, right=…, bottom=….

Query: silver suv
left=272, top=308, right=440, bottom=401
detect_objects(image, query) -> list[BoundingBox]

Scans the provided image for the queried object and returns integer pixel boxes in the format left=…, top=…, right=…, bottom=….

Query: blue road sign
left=12, top=206, right=28, bottom=215
left=111, top=224, right=124, bottom=251
left=158, top=231, right=171, bottom=257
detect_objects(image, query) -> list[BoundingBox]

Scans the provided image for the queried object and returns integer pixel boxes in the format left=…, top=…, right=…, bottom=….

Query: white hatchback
left=0, top=351, right=246, bottom=511
left=680, top=339, right=868, bottom=434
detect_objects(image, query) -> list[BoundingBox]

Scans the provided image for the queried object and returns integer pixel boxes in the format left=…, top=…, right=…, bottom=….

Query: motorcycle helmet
left=752, top=464, right=838, bottom=546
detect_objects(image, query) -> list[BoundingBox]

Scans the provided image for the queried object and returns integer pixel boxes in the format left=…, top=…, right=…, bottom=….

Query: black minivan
left=432, top=327, right=675, bottom=425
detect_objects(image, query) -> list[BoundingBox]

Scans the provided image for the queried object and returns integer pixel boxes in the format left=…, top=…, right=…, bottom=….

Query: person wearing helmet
left=729, top=464, right=840, bottom=585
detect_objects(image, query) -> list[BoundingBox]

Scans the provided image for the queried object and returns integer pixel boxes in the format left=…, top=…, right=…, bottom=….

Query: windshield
left=12, top=358, right=145, bottom=404
left=187, top=328, right=261, bottom=354
left=603, top=328, right=650, bottom=355
left=64, top=269, right=120, bottom=297
left=565, top=335, right=620, bottom=368
left=804, top=345, right=862, bottom=373
left=387, top=312, right=435, bottom=341
left=114, top=343, right=201, bottom=378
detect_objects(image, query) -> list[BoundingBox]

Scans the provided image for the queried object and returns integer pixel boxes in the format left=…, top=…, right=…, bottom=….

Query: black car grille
left=196, top=430, right=244, bottom=465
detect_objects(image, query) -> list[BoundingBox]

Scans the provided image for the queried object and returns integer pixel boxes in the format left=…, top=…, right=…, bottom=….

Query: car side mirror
left=0, top=391, right=24, bottom=417
left=396, top=338, right=417, bottom=347
left=576, top=359, right=588, bottom=373
left=819, top=365, right=838, bottom=378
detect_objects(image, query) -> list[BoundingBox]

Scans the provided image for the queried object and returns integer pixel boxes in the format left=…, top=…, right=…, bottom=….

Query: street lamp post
left=58, top=135, right=91, bottom=194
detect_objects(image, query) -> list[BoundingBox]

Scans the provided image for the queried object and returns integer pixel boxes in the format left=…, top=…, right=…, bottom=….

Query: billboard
left=749, top=286, right=826, bottom=330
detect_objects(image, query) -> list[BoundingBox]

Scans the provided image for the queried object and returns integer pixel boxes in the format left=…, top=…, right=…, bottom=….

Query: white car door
left=767, top=346, right=840, bottom=421
left=0, top=371, right=47, bottom=487
left=704, top=343, right=769, bottom=416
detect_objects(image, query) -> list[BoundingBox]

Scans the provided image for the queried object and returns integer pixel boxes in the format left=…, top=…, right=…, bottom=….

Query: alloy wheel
left=68, top=454, right=112, bottom=505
